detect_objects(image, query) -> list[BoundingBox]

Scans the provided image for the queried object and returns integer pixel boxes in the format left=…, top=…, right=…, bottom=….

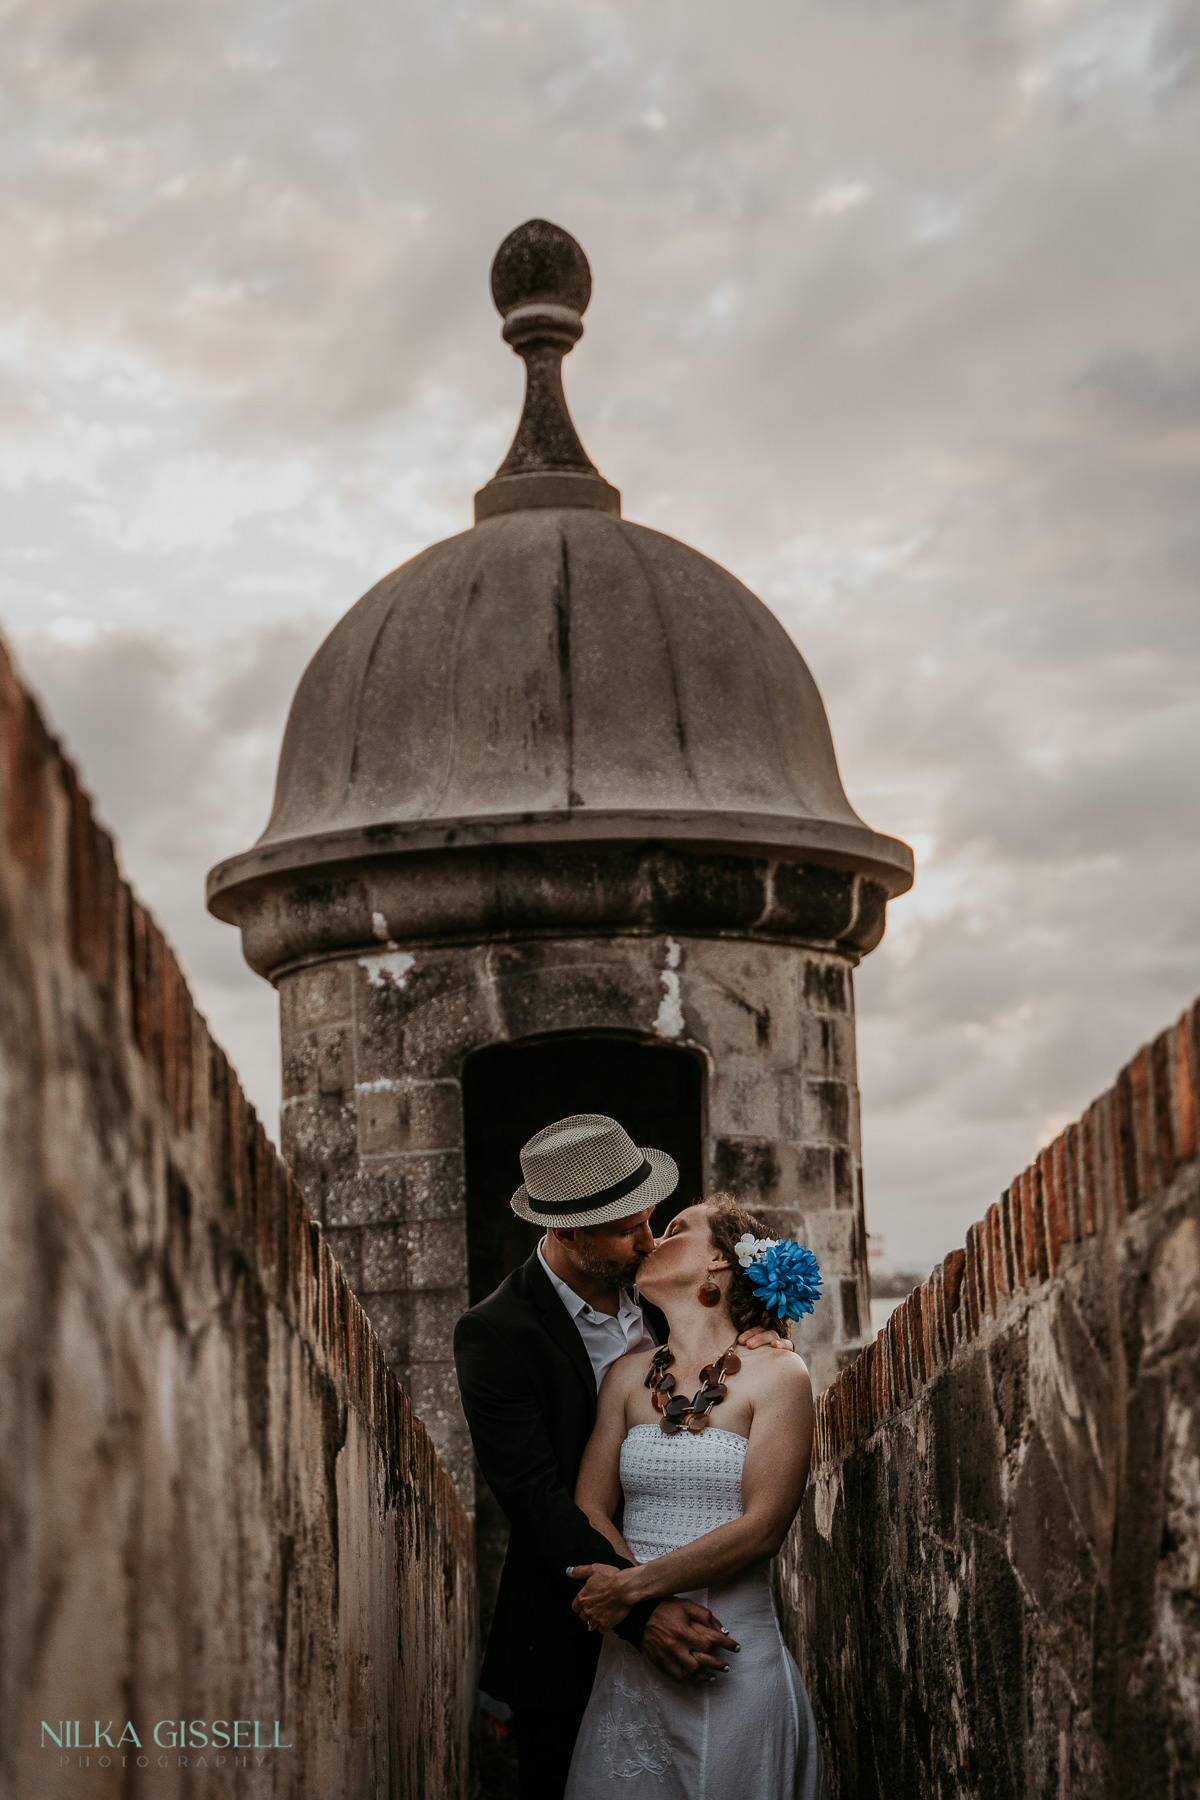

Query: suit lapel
left=524, top=1251, right=599, bottom=1413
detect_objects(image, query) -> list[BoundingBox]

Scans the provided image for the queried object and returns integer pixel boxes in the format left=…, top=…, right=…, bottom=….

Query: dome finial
left=474, top=220, right=621, bottom=522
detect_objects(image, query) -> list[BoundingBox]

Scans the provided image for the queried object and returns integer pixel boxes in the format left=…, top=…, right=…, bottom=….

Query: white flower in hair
left=734, top=1232, right=780, bottom=1269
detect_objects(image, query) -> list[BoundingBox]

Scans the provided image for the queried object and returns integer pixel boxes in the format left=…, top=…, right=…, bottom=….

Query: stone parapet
left=778, top=995, right=1200, bottom=1796
left=0, top=637, right=474, bottom=1799
left=809, top=998, right=1198, bottom=1462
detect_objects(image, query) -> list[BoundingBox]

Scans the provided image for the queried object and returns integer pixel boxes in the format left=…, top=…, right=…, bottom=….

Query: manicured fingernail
left=731, top=1642, right=741, bottom=1651
left=565, top=1567, right=575, bottom=1575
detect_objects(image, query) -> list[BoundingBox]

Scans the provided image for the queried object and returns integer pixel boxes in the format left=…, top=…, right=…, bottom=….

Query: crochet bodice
left=619, top=1424, right=748, bottom=1564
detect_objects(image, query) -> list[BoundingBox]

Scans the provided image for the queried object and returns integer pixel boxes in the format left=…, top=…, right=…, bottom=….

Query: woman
left=563, top=1194, right=829, bottom=1800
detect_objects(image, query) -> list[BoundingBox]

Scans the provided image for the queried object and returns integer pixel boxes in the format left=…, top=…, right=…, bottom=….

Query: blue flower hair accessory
left=734, top=1233, right=822, bottom=1322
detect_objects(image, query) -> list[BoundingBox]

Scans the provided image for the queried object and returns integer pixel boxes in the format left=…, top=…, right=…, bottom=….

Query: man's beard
left=575, top=1236, right=645, bottom=1292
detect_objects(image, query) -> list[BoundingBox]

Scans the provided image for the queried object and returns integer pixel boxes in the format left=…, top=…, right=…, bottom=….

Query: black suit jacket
left=453, top=1250, right=668, bottom=1711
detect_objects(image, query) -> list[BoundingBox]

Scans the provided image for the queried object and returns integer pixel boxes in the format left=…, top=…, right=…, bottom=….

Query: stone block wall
left=278, top=931, right=871, bottom=1505
left=0, top=639, right=474, bottom=1800
left=778, top=996, right=1200, bottom=1799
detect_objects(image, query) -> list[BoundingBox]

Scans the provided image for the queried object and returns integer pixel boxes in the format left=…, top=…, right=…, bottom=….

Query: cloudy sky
left=3, top=0, right=1198, bottom=1270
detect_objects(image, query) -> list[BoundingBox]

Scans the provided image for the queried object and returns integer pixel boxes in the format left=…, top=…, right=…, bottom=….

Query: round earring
left=697, top=1277, right=721, bottom=1307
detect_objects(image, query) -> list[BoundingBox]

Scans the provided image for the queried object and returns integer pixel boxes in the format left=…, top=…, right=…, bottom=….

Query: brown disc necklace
left=644, top=1342, right=742, bottom=1434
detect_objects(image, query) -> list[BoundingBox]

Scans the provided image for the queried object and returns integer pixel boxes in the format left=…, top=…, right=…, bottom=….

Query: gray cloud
left=3, top=0, right=1199, bottom=1270
left=14, top=619, right=323, bottom=1122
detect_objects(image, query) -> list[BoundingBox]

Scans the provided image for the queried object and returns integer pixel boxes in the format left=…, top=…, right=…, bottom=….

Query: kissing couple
left=454, top=1112, right=830, bottom=1800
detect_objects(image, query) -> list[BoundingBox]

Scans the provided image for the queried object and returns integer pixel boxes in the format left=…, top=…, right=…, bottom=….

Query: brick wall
left=778, top=998, right=1200, bottom=1798
left=0, top=637, right=474, bottom=1799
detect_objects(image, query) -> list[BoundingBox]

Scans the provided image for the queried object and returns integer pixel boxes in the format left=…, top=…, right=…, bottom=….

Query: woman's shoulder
left=740, top=1343, right=814, bottom=1401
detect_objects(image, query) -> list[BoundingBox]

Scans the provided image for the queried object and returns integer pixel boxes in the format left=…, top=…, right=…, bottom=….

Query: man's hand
left=639, top=1598, right=739, bottom=1683
left=737, top=1325, right=794, bottom=1353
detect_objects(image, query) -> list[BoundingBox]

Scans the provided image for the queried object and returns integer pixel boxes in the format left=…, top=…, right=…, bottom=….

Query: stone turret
left=207, top=220, right=913, bottom=1519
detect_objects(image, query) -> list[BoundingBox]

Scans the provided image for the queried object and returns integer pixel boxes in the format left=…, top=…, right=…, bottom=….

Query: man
left=453, top=1112, right=793, bottom=1800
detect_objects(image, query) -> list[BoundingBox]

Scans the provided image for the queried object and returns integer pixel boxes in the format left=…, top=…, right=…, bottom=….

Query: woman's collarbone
left=627, top=1396, right=754, bottom=1436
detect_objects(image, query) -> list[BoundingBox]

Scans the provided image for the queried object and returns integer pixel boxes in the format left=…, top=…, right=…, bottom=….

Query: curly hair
left=704, top=1192, right=792, bottom=1340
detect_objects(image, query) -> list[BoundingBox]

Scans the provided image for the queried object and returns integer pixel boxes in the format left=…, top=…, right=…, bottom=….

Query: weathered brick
left=796, top=1289, right=838, bottom=1347
left=1043, top=1137, right=1065, bottom=1267
left=832, top=1146, right=856, bottom=1210
left=496, top=951, right=663, bottom=1043
left=408, top=1289, right=467, bottom=1361
left=1095, top=1089, right=1123, bottom=1229
left=326, top=1167, right=406, bottom=1229
left=1150, top=1030, right=1177, bottom=1190
left=802, top=956, right=848, bottom=1014
left=943, top=1247, right=966, bottom=1327
left=965, top=1223, right=983, bottom=1337
left=325, top=1226, right=363, bottom=1292
left=709, top=1068, right=790, bottom=1139
left=353, top=955, right=489, bottom=1081
left=1112, top=1074, right=1138, bottom=1222
left=984, top=1202, right=1003, bottom=1308
left=403, top=1363, right=473, bottom=1498
left=406, top=1218, right=469, bottom=1291
left=281, top=1092, right=359, bottom=1176
left=1020, top=1169, right=1041, bottom=1283
left=891, top=1307, right=909, bottom=1401
left=282, top=1028, right=322, bottom=1099
left=316, top=1022, right=356, bottom=1096
left=1176, top=1009, right=1199, bottom=1162
left=357, top=1079, right=464, bottom=1156
left=799, top=1078, right=851, bottom=1144
left=280, top=961, right=353, bottom=1035
left=1081, top=1103, right=1099, bottom=1235
left=1061, top=1121, right=1082, bottom=1244
left=683, top=939, right=803, bottom=1068
left=1128, top=1048, right=1156, bottom=1207
left=799, top=1012, right=856, bottom=1078
left=999, top=1186, right=1019, bottom=1291
left=795, top=1143, right=837, bottom=1211
left=358, top=1290, right=411, bottom=1365
left=914, top=1285, right=932, bottom=1382
left=2, top=651, right=48, bottom=880
left=805, top=1211, right=859, bottom=1278
left=1039, top=1147, right=1061, bottom=1276
left=1037, top=1150, right=1062, bottom=1276
left=713, top=1135, right=785, bottom=1206
left=362, top=1224, right=407, bottom=1293
left=1005, top=1183, right=1027, bottom=1288
left=67, top=766, right=115, bottom=986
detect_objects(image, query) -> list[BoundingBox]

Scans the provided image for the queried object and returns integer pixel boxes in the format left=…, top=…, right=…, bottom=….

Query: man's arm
left=453, top=1308, right=632, bottom=1581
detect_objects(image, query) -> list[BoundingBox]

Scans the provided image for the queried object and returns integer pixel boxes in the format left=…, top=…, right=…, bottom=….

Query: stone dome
left=206, top=220, right=911, bottom=963
left=209, top=506, right=910, bottom=897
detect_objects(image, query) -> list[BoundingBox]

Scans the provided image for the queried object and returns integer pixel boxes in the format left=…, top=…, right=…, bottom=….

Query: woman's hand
left=567, top=1563, right=636, bottom=1633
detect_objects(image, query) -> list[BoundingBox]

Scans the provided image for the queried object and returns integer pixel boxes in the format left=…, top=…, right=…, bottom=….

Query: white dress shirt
left=537, top=1238, right=656, bottom=1391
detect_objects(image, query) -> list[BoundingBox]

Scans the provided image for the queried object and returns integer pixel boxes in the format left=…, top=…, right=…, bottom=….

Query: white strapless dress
left=564, top=1426, right=828, bottom=1799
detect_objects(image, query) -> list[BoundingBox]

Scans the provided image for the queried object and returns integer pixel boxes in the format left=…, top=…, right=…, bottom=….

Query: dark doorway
left=462, top=1032, right=706, bottom=1698
left=462, top=1033, right=706, bottom=1307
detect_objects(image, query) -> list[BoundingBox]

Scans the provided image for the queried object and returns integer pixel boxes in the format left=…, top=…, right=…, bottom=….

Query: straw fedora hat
left=511, top=1113, right=678, bottom=1229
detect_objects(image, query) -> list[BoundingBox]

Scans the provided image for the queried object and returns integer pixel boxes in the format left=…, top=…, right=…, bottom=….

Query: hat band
left=525, top=1158, right=653, bottom=1217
